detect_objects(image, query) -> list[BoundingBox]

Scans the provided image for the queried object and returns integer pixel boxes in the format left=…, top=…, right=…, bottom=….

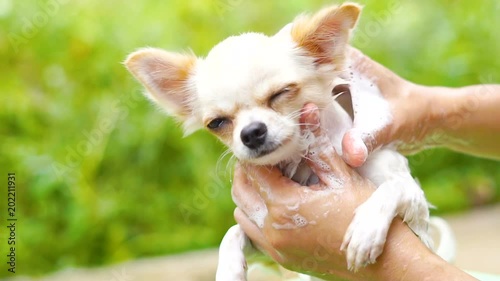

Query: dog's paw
left=340, top=203, right=393, bottom=271
left=401, top=191, right=432, bottom=247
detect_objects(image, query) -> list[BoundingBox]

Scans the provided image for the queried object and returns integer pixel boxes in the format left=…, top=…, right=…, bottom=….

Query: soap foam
left=249, top=204, right=268, bottom=229
left=348, top=65, right=393, bottom=136
left=272, top=213, right=310, bottom=230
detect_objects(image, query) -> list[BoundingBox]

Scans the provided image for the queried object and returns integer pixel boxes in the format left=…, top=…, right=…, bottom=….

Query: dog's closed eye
left=268, top=83, right=299, bottom=107
left=269, top=87, right=291, bottom=103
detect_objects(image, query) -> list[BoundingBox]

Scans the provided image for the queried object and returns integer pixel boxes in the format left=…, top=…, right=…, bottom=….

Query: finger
left=300, top=103, right=353, bottom=185
left=232, top=165, right=268, bottom=228
left=244, top=164, right=303, bottom=200
left=341, top=126, right=390, bottom=167
left=299, top=103, right=321, bottom=132
left=341, top=129, right=370, bottom=167
left=234, top=208, right=282, bottom=263
left=301, top=103, right=343, bottom=165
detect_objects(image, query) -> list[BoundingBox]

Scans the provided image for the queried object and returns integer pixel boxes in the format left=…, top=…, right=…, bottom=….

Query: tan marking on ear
left=124, top=48, right=197, bottom=120
left=291, top=3, right=361, bottom=65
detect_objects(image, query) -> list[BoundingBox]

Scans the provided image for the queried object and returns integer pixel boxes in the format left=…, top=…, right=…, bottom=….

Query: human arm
left=413, top=84, right=500, bottom=159
left=342, top=47, right=500, bottom=167
left=232, top=105, right=478, bottom=281
left=235, top=202, right=474, bottom=281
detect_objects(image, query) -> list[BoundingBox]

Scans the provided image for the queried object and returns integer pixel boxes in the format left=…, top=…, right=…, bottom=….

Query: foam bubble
left=292, top=213, right=308, bottom=228
left=271, top=213, right=310, bottom=230
left=249, top=205, right=268, bottom=228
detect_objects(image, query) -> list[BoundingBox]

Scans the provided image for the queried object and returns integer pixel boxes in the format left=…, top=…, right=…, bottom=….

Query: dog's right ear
left=290, top=3, right=361, bottom=67
left=125, top=48, right=200, bottom=134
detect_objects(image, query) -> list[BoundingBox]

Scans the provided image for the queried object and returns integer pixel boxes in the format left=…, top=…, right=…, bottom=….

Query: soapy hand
left=231, top=103, right=480, bottom=281
left=232, top=103, right=379, bottom=279
left=341, top=47, right=434, bottom=167
left=342, top=47, right=500, bottom=166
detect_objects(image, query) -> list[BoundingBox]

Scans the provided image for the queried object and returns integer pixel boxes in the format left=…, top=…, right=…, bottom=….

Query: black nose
left=240, top=122, right=268, bottom=149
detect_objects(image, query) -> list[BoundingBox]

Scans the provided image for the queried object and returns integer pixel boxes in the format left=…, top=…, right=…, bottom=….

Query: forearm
left=413, top=84, right=500, bottom=159
left=308, top=219, right=477, bottom=281
left=365, top=220, right=478, bottom=281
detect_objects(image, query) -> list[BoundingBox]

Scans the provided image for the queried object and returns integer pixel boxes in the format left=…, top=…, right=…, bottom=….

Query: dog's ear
left=290, top=2, right=361, bottom=67
left=125, top=48, right=201, bottom=134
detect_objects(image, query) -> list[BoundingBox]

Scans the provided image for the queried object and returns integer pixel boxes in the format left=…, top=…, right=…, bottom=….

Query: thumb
left=342, top=128, right=385, bottom=167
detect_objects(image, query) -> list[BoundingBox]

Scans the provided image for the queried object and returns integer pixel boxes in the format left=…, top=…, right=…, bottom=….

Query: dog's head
left=125, top=3, right=360, bottom=165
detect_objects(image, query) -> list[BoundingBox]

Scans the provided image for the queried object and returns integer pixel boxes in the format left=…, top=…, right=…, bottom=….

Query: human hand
left=341, top=47, right=435, bottom=167
left=232, top=103, right=381, bottom=280
left=231, top=103, right=478, bottom=281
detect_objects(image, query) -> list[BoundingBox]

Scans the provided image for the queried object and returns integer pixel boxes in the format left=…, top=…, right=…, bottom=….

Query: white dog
left=125, top=3, right=454, bottom=280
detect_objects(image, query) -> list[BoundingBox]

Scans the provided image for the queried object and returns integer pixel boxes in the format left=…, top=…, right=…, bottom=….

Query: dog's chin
left=238, top=137, right=302, bottom=166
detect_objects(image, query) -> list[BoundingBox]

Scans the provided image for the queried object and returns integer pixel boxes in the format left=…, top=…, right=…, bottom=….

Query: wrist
left=404, top=83, right=455, bottom=150
left=389, top=82, right=439, bottom=154
left=364, top=219, right=477, bottom=281
left=364, top=220, right=432, bottom=281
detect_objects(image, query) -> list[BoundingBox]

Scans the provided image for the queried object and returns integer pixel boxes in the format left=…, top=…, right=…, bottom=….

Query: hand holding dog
left=342, top=47, right=500, bottom=167
left=233, top=103, right=378, bottom=280
left=233, top=103, right=478, bottom=281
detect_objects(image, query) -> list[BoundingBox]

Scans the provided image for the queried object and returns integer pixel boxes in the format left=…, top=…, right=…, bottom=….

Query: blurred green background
left=0, top=0, right=499, bottom=278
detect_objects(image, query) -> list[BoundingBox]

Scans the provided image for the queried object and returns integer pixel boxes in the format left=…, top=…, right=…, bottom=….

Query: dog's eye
left=207, top=118, right=227, bottom=130
left=269, top=87, right=290, bottom=103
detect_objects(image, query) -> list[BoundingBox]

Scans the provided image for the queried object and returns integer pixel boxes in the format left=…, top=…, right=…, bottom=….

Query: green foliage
left=0, top=0, right=498, bottom=277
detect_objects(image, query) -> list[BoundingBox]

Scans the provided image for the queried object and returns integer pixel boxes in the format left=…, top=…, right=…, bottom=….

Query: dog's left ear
left=290, top=2, right=361, bottom=67
left=125, top=48, right=201, bottom=135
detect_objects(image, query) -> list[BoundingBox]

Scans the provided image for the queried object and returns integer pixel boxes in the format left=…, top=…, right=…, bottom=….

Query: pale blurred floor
left=445, top=204, right=500, bottom=274
left=5, top=204, right=500, bottom=281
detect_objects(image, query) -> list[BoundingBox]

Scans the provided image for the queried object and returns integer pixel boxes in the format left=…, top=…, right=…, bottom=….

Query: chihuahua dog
left=125, top=3, right=454, bottom=280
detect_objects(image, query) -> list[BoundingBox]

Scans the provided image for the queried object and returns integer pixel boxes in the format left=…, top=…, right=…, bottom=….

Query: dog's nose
left=240, top=122, right=267, bottom=149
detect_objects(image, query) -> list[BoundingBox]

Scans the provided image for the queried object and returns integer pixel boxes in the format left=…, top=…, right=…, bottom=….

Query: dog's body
left=125, top=3, right=453, bottom=280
